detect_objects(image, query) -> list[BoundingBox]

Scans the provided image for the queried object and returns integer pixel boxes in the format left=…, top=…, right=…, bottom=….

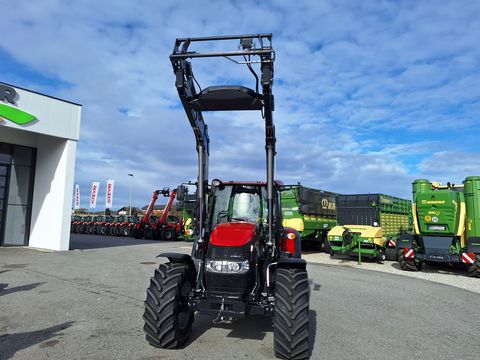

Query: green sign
left=0, top=84, right=36, bottom=125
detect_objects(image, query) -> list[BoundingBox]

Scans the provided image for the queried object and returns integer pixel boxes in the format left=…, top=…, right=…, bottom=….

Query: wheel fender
left=277, top=256, right=307, bottom=270
left=396, top=234, right=415, bottom=249
left=156, top=252, right=196, bottom=282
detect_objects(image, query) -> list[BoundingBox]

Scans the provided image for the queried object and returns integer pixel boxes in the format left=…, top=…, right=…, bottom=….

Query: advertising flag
left=90, top=182, right=100, bottom=209
left=105, top=179, right=115, bottom=208
left=74, top=184, right=80, bottom=209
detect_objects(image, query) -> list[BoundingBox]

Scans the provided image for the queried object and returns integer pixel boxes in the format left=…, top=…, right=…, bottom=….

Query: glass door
left=0, top=164, right=9, bottom=244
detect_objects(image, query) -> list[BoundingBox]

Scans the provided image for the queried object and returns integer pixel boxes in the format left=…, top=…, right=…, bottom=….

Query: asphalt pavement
left=0, top=234, right=479, bottom=360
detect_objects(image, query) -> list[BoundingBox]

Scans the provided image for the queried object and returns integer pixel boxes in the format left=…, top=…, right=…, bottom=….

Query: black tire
left=88, top=225, right=96, bottom=235
left=98, top=225, right=107, bottom=236
left=274, top=268, right=310, bottom=360
left=145, top=228, right=154, bottom=240
left=397, top=249, right=422, bottom=271
left=112, top=226, right=120, bottom=237
left=143, top=263, right=194, bottom=349
left=121, top=226, right=131, bottom=237
left=467, top=254, right=480, bottom=277
left=133, top=228, right=144, bottom=239
left=385, top=247, right=397, bottom=261
left=323, top=240, right=331, bottom=254
left=163, top=228, right=175, bottom=241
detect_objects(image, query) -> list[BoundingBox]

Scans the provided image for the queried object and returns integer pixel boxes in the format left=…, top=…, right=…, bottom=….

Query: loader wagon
left=281, top=185, right=337, bottom=250
left=337, top=193, right=411, bottom=260
left=396, top=177, right=480, bottom=277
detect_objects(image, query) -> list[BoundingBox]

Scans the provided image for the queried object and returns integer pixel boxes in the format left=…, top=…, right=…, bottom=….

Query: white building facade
left=0, top=82, right=81, bottom=250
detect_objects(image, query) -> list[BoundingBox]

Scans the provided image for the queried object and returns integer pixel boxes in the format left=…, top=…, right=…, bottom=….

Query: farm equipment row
left=70, top=214, right=138, bottom=237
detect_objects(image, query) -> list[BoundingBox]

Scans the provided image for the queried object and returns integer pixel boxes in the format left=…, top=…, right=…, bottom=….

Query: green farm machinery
left=327, top=225, right=387, bottom=262
left=281, top=185, right=337, bottom=251
left=336, top=194, right=411, bottom=260
left=396, top=177, right=480, bottom=276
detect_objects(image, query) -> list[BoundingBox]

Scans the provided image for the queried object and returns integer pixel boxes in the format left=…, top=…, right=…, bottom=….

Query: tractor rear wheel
left=133, top=228, right=144, bottom=239
left=274, top=268, right=310, bottom=360
left=143, top=263, right=194, bottom=349
left=397, top=249, right=422, bottom=271
left=385, top=247, right=397, bottom=261
left=467, top=254, right=480, bottom=277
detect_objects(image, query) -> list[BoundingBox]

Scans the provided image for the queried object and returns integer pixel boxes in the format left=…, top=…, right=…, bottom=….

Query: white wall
left=29, top=136, right=77, bottom=251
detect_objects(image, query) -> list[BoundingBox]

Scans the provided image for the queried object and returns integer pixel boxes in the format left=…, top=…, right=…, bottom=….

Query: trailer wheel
left=397, top=249, right=422, bottom=271
left=143, top=263, right=194, bottom=349
left=273, top=268, right=310, bottom=360
left=385, top=247, right=397, bottom=261
left=323, top=240, right=331, bottom=254
left=467, top=254, right=480, bottom=277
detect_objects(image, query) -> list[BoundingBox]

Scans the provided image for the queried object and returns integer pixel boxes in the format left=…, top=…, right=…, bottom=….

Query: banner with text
left=105, top=179, right=115, bottom=208
left=90, top=182, right=100, bottom=209
left=74, top=184, right=80, bottom=209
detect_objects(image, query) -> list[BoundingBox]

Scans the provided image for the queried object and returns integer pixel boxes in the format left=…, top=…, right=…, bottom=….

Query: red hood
left=210, top=222, right=256, bottom=247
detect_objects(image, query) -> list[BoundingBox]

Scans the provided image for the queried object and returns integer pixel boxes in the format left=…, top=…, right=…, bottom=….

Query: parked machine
left=396, top=178, right=480, bottom=276
left=281, top=185, right=337, bottom=251
left=133, top=188, right=177, bottom=240
left=143, top=34, right=310, bottom=359
left=337, top=194, right=411, bottom=260
left=327, top=225, right=387, bottom=262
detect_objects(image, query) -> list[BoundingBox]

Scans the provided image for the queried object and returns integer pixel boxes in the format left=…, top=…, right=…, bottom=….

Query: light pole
left=128, top=173, right=134, bottom=216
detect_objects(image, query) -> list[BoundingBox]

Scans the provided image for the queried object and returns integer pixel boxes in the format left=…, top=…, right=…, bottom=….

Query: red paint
left=279, top=229, right=296, bottom=254
left=210, top=222, right=256, bottom=246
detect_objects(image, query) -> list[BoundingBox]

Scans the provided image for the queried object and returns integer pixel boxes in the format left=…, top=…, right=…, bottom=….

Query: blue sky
left=1, top=0, right=479, bottom=208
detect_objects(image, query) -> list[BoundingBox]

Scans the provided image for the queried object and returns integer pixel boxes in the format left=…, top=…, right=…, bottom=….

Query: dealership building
left=0, top=82, right=81, bottom=251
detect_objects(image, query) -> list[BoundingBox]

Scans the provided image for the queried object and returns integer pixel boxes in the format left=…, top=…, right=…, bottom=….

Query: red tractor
left=143, top=35, right=310, bottom=359
left=134, top=188, right=178, bottom=240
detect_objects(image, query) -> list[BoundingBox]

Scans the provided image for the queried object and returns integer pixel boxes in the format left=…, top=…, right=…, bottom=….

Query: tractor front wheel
left=467, top=254, right=480, bottom=277
left=162, top=228, right=175, bottom=241
left=143, top=262, right=194, bottom=348
left=273, top=268, right=310, bottom=360
left=121, top=226, right=131, bottom=237
left=397, top=249, right=422, bottom=271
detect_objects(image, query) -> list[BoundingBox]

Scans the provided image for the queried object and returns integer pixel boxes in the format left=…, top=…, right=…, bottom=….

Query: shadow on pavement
left=69, top=234, right=161, bottom=250
left=0, top=282, right=45, bottom=297
left=308, top=310, right=317, bottom=359
left=0, top=321, right=74, bottom=359
left=390, top=261, right=468, bottom=276
left=186, top=314, right=272, bottom=344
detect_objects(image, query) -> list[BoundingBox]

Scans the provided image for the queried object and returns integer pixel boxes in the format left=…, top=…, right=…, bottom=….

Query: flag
left=74, top=184, right=80, bottom=209
left=90, top=182, right=100, bottom=208
left=105, top=179, right=115, bottom=208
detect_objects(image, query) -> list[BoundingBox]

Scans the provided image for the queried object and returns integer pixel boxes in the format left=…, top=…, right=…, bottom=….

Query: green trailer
left=337, top=194, right=412, bottom=260
left=280, top=185, right=337, bottom=250
left=396, top=177, right=480, bottom=277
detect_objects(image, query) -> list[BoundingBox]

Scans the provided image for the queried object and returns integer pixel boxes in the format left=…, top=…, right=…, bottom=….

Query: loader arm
left=170, top=34, right=276, bottom=247
left=158, top=190, right=177, bottom=224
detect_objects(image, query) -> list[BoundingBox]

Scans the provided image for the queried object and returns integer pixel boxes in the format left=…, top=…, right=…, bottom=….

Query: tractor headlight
left=205, top=259, right=250, bottom=274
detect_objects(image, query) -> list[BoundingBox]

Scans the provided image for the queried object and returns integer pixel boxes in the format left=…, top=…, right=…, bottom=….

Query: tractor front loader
left=142, top=34, right=310, bottom=359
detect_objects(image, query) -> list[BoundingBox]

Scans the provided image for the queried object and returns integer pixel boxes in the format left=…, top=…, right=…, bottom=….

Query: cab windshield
left=210, top=185, right=268, bottom=229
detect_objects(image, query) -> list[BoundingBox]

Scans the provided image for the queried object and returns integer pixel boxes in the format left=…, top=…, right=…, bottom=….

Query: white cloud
left=1, top=0, right=479, bottom=207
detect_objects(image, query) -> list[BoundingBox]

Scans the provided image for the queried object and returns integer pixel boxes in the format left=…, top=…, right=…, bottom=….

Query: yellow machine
left=327, top=225, right=387, bottom=262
